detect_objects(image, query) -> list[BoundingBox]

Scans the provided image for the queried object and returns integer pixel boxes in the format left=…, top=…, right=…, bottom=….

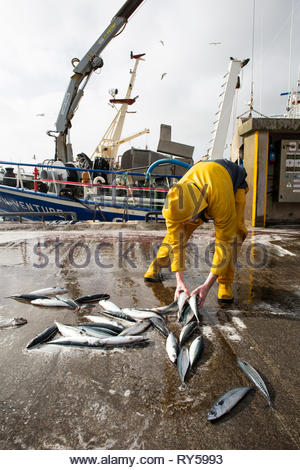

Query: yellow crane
left=91, top=52, right=149, bottom=166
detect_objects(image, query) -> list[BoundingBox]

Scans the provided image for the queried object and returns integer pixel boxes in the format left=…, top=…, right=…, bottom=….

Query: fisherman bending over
left=144, top=159, right=248, bottom=307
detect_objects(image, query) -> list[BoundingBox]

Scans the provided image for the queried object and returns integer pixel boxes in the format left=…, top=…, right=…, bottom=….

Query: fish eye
left=218, top=399, right=224, bottom=405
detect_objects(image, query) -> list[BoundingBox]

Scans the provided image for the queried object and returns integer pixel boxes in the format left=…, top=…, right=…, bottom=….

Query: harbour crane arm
left=51, top=0, right=145, bottom=163
left=117, top=128, right=150, bottom=146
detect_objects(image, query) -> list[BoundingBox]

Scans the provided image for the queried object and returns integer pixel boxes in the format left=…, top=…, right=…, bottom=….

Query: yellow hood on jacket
left=162, top=182, right=208, bottom=223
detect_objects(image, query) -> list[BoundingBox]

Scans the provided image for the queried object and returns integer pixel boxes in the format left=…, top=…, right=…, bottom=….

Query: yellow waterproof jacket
left=160, top=161, right=238, bottom=276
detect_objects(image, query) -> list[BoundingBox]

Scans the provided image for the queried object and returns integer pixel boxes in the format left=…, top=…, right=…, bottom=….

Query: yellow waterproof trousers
left=217, top=188, right=248, bottom=285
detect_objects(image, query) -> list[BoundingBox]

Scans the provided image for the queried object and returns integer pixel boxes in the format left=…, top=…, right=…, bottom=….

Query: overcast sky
left=0, top=0, right=299, bottom=164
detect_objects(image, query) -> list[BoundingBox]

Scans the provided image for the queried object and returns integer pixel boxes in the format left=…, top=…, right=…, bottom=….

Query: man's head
left=162, top=182, right=208, bottom=223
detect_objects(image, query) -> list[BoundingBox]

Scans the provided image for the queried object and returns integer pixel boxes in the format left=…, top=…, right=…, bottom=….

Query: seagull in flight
left=209, top=42, right=222, bottom=46
left=161, top=73, right=167, bottom=80
left=160, top=40, right=164, bottom=46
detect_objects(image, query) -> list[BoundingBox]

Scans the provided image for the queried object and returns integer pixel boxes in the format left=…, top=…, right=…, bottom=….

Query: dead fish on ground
left=151, top=300, right=178, bottom=315
left=26, top=325, right=58, bottom=349
left=237, top=359, right=272, bottom=407
left=48, top=334, right=148, bottom=348
left=55, top=296, right=80, bottom=309
left=75, top=294, right=110, bottom=304
left=99, top=300, right=136, bottom=322
left=177, top=346, right=190, bottom=385
left=189, top=335, right=204, bottom=371
left=79, top=322, right=123, bottom=334
left=100, top=335, right=148, bottom=346
left=55, top=321, right=113, bottom=339
left=29, top=287, right=68, bottom=296
left=166, top=332, right=179, bottom=363
left=150, top=317, right=170, bottom=337
left=118, top=320, right=150, bottom=336
left=182, top=304, right=195, bottom=324
left=8, top=294, right=50, bottom=303
left=0, top=317, right=27, bottom=328
left=99, top=299, right=122, bottom=314
left=207, top=386, right=253, bottom=421
left=188, top=293, right=201, bottom=322
left=83, top=315, right=125, bottom=330
left=31, top=298, right=73, bottom=308
left=179, top=321, right=198, bottom=347
left=47, top=335, right=104, bottom=348
left=177, top=292, right=189, bottom=321
left=100, top=309, right=136, bottom=323
left=79, top=325, right=117, bottom=338
left=122, top=308, right=162, bottom=321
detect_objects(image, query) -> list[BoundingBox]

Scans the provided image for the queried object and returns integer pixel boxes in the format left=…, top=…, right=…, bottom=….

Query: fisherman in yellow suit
left=144, top=159, right=248, bottom=307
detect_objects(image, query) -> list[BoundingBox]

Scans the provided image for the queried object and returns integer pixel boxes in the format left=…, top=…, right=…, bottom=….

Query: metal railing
left=0, top=161, right=171, bottom=211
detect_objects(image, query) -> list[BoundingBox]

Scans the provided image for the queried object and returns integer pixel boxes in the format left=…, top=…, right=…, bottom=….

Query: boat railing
left=0, top=160, right=177, bottom=209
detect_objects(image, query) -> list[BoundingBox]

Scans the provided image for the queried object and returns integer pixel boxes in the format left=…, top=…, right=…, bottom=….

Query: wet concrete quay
left=0, top=222, right=299, bottom=450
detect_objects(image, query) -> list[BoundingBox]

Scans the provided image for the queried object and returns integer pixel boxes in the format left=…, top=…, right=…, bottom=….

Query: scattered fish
left=189, top=335, right=204, bottom=370
left=79, top=322, right=123, bottom=334
left=83, top=315, right=125, bottom=330
left=31, top=298, right=73, bottom=308
left=26, top=325, right=58, bottom=349
left=75, top=294, right=110, bottom=304
left=166, top=332, right=179, bottom=363
left=179, top=321, right=198, bottom=347
left=207, top=386, right=253, bottom=421
left=150, top=317, right=170, bottom=338
left=29, top=287, right=68, bottom=296
left=237, top=359, right=272, bottom=406
left=8, top=294, right=50, bottom=302
left=122, top=308, right=162, bottom=321
left=177, top=347, right=190, bottom=385
left=119, top=321, right=150, bottom=336
left=188, top=293, right=201, bottom=322
left=0, top=317, right=27, bottom=328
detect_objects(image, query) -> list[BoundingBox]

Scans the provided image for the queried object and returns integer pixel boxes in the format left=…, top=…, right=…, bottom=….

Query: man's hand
left=190, top=272, right=218, bottom=308
left=174, top=271, right=190, bottom=300
left=190, top=284, right=210, bottom=308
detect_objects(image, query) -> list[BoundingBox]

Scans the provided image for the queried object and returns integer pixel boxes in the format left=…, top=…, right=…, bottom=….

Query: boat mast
left=208, top=58, right=249, bottom=159
left=91, top=52, right=148, bottom=165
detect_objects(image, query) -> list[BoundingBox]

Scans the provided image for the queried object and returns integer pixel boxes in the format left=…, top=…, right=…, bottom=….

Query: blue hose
left=145, top=159, right=192, bottom=180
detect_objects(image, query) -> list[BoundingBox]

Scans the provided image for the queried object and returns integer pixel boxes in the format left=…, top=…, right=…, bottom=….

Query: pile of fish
left=8, top=286, right=273, bottom=421
left=165, top=292, right=204, bottom=386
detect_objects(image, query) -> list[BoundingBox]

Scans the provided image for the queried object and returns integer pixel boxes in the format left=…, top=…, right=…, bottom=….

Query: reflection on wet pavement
left=0, top=227, right=299, bottom=450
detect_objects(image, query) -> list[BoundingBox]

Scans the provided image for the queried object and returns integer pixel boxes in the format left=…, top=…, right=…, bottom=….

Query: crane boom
left=51, top=0, right=145, bottom=163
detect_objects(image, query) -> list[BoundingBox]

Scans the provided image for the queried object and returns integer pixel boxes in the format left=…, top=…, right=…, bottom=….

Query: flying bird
left=160, top=40, right=164, bottom=46
left=36, top=113, right=45, bottom=117
left=209, top=42, right=222, bottom=46
left=161, top=73, right=167, bottom=80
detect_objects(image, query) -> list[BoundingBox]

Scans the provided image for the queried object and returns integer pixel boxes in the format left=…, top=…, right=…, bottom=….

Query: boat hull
left=0, top=185, right=163, bottom=222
